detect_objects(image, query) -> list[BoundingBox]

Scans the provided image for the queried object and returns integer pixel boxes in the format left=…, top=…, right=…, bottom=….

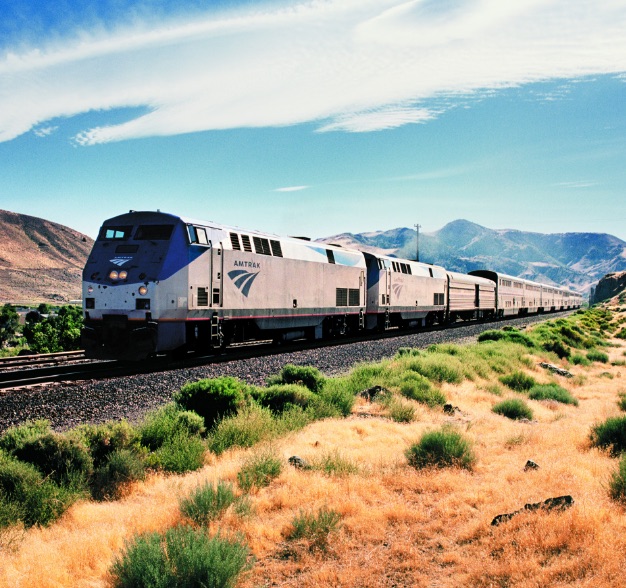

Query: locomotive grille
left=197, top=287, right=209, bottom=306
left=336, top=288, right=348, bottom=306
left=349, top=289, right=360, bottom=306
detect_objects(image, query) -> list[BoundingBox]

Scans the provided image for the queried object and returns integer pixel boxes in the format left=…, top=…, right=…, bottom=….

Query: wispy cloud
left=554, top=180, right=598, bottom=189
left=33, top=125, right=58, bottom=137
left=274, top=185, right=310, bottom=192
left=1, top=0, right=626, bottom=144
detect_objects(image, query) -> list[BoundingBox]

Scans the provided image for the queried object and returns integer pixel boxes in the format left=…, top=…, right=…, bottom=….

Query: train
left=81, top=211, right=583, bottom=360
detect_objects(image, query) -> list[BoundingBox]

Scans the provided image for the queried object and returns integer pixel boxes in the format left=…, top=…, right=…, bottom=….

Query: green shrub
left=406, top=427, right=475, bottom=470
left=110, top=526, right=251, bottom=588
left=492, top=398, right=534, bottom=421
left=616, top=328, right=626, bottom=340
left=477, top=329, right=535, bottom=348
left=314, top=378, right=356, bottom=416
left=542, top=338, right=571, bottom=359
left=609, top=454, right=626, bottom=502
left=254, top=384, right=314, bottom=414
left=499, top=371, right=537, bottom=392
left=398, top=373, right=446, bottom=407
left=139, top=404, right=205, bottom=451
left=0, top=420, right=52, bottom=454
left=0, top=452, right=78, bottom=528
left=285, top=506, right=341, bottom=551
left=12, top=432, right=93, bottom=488
left=310, top=450, right=360, bottom=476
left=570, top=353, right=591, bottom=366
left=145, top=432, right=206, bottom=474
left=237, top=450, right=282, bottom=493
left=174, top=377, right=250, bottom=430
left=180, top=481, right=236, bottom=526
left=77, top=420, right=138, bottom=469
left=91, top=449, right=146, bottom=501
left=208, top=405, right=275, bottom=455
left=405, top=354, right=463, bottom=385
left=266, top=364, right=325, bottom=393
left=528, top=384, right=579, bottom=406
left=388, top=398, right=416, bottom=423
left=590, top=416, right=626, bottom=456
left=618, top=393, right=626, bottom=412
left=587, top=349, right=609, bottom=363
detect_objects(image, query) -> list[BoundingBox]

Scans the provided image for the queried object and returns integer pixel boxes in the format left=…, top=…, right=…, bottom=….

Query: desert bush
left=0, top=451, right=78, bottom=528
left=387, top=398, right=417, bottom=423
left=208, top=405, right=276, bottom=455
left=398, top=372, right=446, bottom=407
left=477, top=328, right=535, bottom=348
left=91, top=449, right=146, bottom=501
left=590, top=416, right=626, bottom=456
left=609, top=454, right=626, bottom=503
left=110, top=526, right=250, bottom=588
left=266, top=364, right=325, bottom=393
left=405, top=354, right=463, bottom=385
left=0, top=420, right=52, bottom=454
left=285, top=506, right=341, bottom=551
left=587, top=349, right=609, bottom=363
left=618, top=393, right=626, bottom=412
left=541, top=338, right=571, bottom=359
left=528, top=384, right=579, bottom=406
left=254, top=384, right=315, bottom=413
left=145, top=432, right=206, bottom=474
left=406, top=427, right=475, bottom=470
left=237, top=449, right=282, bottom=493
left=570, top=353, right=591, bottom=366
left=12, top=431, right=93, bottom=488
left=174, top=376, right=250, bottom=430
left=180, top=480, right=236, bottom=526
left=313, top=378, right=356, bottom=416
left=499, top=371, right=537, bottom=392
left=492, top=398, right=534, bottom=421
left=310, top=450, right=360, bottom=476
left=77, top=420, right=138, bottom=468
left=139, top=404, right=205, bottom=451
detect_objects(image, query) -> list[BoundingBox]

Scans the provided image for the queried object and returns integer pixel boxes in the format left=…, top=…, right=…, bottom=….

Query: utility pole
left=414, top=223, right=421, bottom=262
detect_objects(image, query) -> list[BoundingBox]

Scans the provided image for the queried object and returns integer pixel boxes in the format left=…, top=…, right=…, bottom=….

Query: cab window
left=135, top=225, right=174, bottom=240
left=100, top=226, right=133, bottom=240
left=188, top=225, right=210, bottom=245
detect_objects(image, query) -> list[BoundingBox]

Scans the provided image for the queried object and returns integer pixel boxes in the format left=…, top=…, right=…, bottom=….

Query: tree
left=23, top=305, right=83, bottom=353
left=0, top=304, right=20, bottom=347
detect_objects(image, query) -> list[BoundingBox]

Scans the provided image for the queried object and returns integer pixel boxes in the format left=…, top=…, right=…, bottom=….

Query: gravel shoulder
left=0, top=313, right=573, bottom=433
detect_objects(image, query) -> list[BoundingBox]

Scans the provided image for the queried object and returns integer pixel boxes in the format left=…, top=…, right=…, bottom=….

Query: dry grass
left=3, top=309, right=626, bottom=587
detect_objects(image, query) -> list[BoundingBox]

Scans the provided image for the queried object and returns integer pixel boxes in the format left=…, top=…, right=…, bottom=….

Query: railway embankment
left=2, top=305, right=626, bottom=587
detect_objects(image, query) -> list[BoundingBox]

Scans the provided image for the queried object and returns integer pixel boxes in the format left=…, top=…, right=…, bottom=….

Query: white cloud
left=554, top=180, right=598, bottom=189
left=33, top=125, right=59, bottom=137
left=1, top=0, right=626, bottom=144
left=274, top=185, right=310, bottom=192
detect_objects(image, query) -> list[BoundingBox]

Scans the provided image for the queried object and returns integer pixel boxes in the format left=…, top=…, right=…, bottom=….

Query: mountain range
left=319, top=219, right=626, bottom=294
left=0, top=210, right=93, bottom=304
left=1, top=211, right=624, bottom=303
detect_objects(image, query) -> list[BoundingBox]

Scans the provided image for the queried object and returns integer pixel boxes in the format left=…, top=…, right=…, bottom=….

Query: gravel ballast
left=0, top=314, right=571, bottom=433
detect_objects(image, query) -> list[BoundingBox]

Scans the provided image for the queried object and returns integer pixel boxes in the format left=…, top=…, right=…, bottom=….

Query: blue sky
left=1, top=0, right=625, bottom=241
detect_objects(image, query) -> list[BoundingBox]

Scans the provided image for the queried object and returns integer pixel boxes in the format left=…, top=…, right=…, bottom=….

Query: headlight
left=119, top=270, right=128, bottom=280
left=109, top=270, right=119, bottom=280
left=87, top=286, right=94, bottom=294
left=138, top=286, right=148, bottom=296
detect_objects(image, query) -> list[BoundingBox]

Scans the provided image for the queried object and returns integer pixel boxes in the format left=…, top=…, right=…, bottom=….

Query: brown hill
left=0, top=210, right=93, bottom=304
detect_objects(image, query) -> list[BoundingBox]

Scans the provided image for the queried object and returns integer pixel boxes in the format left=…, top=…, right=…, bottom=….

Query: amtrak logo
left=228, top=269, right=260, bottom=297
left=392, top=284, right=404, bottom=296
left=110, top=257, right=132, bottom=266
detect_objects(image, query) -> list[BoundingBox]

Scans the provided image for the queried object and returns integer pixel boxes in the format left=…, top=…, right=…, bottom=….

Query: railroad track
left=0, top=310, right=576, bottom=391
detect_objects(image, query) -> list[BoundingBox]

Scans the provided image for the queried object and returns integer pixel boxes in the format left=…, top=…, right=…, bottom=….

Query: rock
left=444, top=404, right=461, bottom=415
left=288, top=455, right=310, bottom=470
left=539, top=362, right=574, bottom=378
left=491, top=495, right=574, bottom=526
left=591, top=271, right=626, bottom=304
left=360, top=385, right=387, bottom=401
left=524, top=460, right=540, bottom=471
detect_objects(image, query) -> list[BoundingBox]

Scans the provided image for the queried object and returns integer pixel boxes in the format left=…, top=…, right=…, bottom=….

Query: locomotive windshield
left=100, top=225, right=133, bottom=240
left=134, top=224, right=174, bottom=240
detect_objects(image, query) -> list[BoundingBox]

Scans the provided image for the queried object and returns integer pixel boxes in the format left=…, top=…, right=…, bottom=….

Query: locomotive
left=81, top=211, right=583, bottom=360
